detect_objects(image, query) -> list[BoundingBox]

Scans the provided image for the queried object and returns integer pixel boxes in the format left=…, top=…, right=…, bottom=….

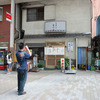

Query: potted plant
left=65, top=57, right=70, bottom=70
left=38, top=62, right=44, bottom=70
left=55, top=65, right=60, bottom=70
left=91, top=59, right=96, bottom=71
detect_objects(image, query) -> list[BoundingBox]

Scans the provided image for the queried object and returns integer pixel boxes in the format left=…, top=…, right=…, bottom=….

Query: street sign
left=6, top=12, right=12, bottom=22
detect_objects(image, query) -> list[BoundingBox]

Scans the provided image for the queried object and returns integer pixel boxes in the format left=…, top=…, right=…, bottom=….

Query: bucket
left=87, top=66, right=91, bottom=70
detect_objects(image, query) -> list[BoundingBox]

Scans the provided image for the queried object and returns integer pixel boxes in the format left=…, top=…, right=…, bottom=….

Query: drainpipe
left=10, top=0, right=15, bottom=59
left=90, top=0, right=93, bottom=38
left=76, top=38, right=78, bottom=70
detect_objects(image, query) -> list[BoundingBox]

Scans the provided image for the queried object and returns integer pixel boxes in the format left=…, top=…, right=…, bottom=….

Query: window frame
left=0, top=7, right=3, bottom=21
left=27, top=6, right=44, bottom=22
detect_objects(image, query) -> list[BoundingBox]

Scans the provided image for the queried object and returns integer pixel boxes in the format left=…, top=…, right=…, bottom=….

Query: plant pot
left=38, top=68, right=44, bottom=70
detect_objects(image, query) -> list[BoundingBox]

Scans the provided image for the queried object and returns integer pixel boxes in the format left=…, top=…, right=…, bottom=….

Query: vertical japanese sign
left=6, top=12, right=12, bottom=22
left=68, top=42, right=74, bottom=52
left=61, top=58, right=65, bottom=72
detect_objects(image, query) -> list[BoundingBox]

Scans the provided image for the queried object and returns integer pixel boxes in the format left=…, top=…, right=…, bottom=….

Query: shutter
left=44, top=5, right=55, bottom=20
left=0, top=7, right=3, bottom=21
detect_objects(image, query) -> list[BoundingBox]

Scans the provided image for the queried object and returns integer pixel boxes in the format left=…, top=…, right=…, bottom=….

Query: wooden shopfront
left=45, top=41, right=66, bottom=68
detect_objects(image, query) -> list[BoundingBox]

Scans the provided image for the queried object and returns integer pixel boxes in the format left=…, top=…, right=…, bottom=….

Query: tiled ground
left=0, top=70, right=100, bottom=100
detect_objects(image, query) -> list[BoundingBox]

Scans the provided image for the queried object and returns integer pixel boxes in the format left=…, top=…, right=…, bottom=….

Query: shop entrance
left=77, top=47, right=87, bottom=70
left=29, top=47, right=44, bottom=61
left=45, top=41, right=65, bottom=68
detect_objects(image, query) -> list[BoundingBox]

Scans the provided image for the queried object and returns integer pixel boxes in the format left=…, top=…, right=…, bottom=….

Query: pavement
left=0, top=70, right=100, bottom=100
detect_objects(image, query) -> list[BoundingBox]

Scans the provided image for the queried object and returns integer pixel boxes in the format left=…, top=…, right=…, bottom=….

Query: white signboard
left=45, top=47, right=64, bottom=55
left=68, top=42, right=74, bottom=52
left=45, top=21, right=66, bottom=33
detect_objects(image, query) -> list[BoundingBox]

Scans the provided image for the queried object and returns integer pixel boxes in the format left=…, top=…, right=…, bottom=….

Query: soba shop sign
left=45, top=47, right=64, bottom=55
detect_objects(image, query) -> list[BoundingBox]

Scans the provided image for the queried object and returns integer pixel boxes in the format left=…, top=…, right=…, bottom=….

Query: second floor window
left=0, top=7, right=3, bottom=21
left=27, top=7, right=44, bottom=21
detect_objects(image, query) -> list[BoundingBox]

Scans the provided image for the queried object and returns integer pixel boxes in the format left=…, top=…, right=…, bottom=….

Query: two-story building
left=0, top=0, right=92, bottom=69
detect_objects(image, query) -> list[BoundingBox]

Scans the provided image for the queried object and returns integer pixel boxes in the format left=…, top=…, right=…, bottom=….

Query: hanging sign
left=6, top=12, right=12, bottom=22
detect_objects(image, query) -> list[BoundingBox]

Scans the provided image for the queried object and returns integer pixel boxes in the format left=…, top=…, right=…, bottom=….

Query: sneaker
left=18, top=91, right=26, bottom=95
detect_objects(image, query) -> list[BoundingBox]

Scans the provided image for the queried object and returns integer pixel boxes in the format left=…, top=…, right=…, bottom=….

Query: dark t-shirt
left=16, top=51, right=30, bottom=70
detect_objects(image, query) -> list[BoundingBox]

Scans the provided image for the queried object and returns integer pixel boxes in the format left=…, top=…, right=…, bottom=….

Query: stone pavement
left=0, top=70, right=100, bottom=100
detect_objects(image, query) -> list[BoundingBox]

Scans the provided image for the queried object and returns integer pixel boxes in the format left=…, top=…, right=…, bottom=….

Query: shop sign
left=45, top=47, right=64, bottom=55
left=6, top=12, right=12, bottom=22
left=29, top=49, right=32, bottom=55
left=68, top=42, right=73, bottom=52
left=61, top=58, right=65, bottom=72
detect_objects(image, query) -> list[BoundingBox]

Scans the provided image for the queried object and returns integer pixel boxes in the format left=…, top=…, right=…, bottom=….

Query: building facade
left=91, top=0, right=100, bottom=60
left=0, top=0, right=92, bottom=69
left=0, top=5, right=11, bottom=50
left=15, top=0, right=91, bottom=69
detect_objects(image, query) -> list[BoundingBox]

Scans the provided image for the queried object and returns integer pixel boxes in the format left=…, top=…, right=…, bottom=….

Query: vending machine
left=0, top=50, right=8, bottom=70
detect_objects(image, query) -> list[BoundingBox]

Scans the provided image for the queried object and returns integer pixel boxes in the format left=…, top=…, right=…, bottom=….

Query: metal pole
left=10, top=0, right=15, bottom=59
left=76, top=38, right=77, bottom=70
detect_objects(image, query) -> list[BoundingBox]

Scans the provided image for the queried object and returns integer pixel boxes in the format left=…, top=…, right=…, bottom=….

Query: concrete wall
left=22, top=0, right=91, bottom=35
left=92, top=0, right=100, bottom=38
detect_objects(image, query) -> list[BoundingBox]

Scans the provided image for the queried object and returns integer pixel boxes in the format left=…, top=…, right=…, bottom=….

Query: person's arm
left=25, top=46, right=32, bottom=56
left=8, top=55, right=13, bottom=62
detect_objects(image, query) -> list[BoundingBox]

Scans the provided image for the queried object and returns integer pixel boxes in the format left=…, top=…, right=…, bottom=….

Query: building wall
left=92, top=0, right=100, bottom=38
left=0, top=5, right=11, bottom=50
left=22, top=0, right=91, bottom=35
left=25, top=37, right=90, bottom=59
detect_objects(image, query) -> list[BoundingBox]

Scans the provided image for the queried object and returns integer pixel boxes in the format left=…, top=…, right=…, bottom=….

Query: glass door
left=0, top=52, right=4, bottom=65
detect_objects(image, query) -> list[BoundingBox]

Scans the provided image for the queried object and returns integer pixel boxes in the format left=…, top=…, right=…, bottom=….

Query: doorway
left=77, top=47, right=87, bottom=70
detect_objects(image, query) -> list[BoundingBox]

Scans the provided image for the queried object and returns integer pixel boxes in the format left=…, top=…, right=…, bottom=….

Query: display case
left=0, top=50, right=7, bottom=70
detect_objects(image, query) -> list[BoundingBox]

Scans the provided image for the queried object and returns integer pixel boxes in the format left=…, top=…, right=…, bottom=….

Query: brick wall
left=0, top=5, right=11, bottom=50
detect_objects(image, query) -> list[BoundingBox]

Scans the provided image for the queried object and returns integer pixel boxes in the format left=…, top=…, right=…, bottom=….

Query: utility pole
left=10, top=0, right=15, bottom=59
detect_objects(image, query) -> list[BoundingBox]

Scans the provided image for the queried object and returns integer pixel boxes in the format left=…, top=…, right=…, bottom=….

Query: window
left=29, top=47, right=44, bottom=60
left=0, top=7, right=3, bottom=21
left=27, top=7, right=44, bottom=21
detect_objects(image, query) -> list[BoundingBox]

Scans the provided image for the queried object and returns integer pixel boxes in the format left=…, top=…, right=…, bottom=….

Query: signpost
left=61, top=58, right=65, bottom=72
left=65, top=42, right=76, bottom=74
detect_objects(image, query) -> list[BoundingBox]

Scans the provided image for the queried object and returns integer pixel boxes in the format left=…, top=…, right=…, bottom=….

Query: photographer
left=16, top=43, right=31, bottom=95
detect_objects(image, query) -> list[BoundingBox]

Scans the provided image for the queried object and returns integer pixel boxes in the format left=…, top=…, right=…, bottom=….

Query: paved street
left=0, top=70, right=100, bottom=100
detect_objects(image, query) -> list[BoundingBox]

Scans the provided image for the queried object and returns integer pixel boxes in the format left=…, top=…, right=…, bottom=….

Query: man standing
left=16, top=43, right=31, bottom=95
left=6, top=51, right=13, bottom=74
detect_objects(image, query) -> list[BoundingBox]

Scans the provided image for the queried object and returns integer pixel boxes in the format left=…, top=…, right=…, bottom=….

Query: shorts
left=7, top=64, right=11, bottom=69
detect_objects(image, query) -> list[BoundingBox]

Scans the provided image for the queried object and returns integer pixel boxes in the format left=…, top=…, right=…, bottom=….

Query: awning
left=25, top=43, right=46, bottom=47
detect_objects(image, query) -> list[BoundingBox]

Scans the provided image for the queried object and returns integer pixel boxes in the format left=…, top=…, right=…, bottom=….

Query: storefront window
left=29, top=47, right=44, bottom=60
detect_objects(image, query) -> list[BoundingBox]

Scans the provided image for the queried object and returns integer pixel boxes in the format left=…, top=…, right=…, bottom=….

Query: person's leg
left=23, top=70, right=27, bottom=91
left=7, top=64, right=10, bottom=73
left=17, top=70, right=20, bottom=92
left=18, top=70, right=25, bottom=95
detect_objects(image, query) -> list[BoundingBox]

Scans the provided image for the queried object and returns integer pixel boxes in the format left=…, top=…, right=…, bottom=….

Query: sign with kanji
left=68, top=42, right=74, bottom=52
left=6, top=12, right=12, bottom=22
left=45, top=47, right=64, bottom=55
left=61, top=58, right=65, bottom=72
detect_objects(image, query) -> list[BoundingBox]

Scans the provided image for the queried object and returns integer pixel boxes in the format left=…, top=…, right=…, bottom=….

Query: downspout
left=90, top=0, right=93, bottom=38
left=76, top=38, right=78, bottom=70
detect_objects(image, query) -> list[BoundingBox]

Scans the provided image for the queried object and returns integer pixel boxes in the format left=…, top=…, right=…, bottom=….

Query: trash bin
left=87, top=66, right=91, bottom=70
